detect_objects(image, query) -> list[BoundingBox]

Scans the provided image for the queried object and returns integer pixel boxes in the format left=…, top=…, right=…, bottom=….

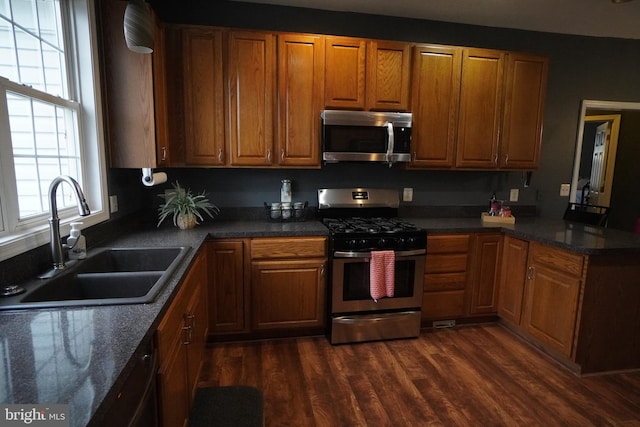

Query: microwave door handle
left=385, top=122, right=394, bottom=166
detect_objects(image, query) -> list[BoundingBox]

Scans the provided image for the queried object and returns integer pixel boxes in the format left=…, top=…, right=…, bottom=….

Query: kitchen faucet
left=41, top=176, right=90, bottom=277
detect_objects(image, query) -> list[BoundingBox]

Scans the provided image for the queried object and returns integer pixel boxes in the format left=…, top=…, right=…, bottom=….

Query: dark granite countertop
left=408, top=216, right=640, bottom=254
left=2, top=215, right=639, bottom=426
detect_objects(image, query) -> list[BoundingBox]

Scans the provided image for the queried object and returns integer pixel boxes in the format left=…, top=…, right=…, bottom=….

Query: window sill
left=0, top=210, right=110, bottom=262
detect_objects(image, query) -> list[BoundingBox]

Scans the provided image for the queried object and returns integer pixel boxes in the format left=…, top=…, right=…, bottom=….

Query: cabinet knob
left=266, top=149, right=272, bottom=162
left=281, top=149, right=285, bottom=161
left=527, top=266, right=534, bottom=280
left=218, top=148, right=224, bottom=162
left=161, top=146, right=167, bottom=162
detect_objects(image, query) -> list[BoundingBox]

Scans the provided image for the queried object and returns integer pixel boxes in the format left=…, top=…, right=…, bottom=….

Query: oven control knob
left=359, top=239, right=368, bottom=249
left=407, top=236, right=416, bottom=246
left=396, top=237, right=406, bottom=247
left=347, top=239, right=357, bottom=248
left=377, top=238, right=387, bottom=248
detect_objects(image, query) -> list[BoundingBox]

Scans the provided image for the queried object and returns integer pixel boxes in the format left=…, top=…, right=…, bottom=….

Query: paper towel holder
left=141, top=168, right=167, bottom=186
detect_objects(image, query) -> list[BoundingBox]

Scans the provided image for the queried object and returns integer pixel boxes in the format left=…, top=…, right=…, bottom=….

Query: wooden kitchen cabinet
left=324, top=37, right=411, bottom=111
left=499, top=53, right=548, bottom=169
left=468, top=233, right=503, bottom=315
left=182, top=27, right=225, bottom=165
left=522, top=242, right=583, bottom=358
left=207, top=239, right=250, bottom=335
left=366, top=40, right=411, bottom=111
left=409, top=44, right=461, bottom=168
left=455, top=48, right=505, bottom=169
left=99, top=0, right=170, bottom=168
left=228, top=30, right=276, bottom=166
left=422, top=233, right=471, bottom=321
left=497, top=236, right=529, bottom=325
left=276, top=33, right=325, bottom=167
left=250, top=237, right=327, bottom=333
left=324, top=36, right=367, bottom=109
left=156, top=249, right=208, bottom=427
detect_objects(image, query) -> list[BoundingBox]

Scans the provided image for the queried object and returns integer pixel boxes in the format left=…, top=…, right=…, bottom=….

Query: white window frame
left=0, top=0, right=109, bottom=262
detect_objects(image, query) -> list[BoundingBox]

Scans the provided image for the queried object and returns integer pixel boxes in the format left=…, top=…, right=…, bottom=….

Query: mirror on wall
left=570, top=100, right=640, bottom=231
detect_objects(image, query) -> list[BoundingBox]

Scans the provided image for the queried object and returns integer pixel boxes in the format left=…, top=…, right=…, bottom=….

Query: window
left=0, top=0, right=108, bottom=261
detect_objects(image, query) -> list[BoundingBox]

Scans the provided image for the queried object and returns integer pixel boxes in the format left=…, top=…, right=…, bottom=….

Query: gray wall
left=108, top=1, right=640, bottom=226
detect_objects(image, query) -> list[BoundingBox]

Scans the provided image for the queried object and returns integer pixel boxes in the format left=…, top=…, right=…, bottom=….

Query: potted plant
left=157, top=181, right=219, bottom=229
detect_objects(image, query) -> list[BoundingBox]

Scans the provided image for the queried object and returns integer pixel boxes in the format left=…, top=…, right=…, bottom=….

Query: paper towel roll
left=141, top=168, right=167, bottom=187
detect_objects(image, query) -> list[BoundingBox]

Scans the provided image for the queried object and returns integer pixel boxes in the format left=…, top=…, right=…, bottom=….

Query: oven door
left=331, top=249, right=425, bottom=314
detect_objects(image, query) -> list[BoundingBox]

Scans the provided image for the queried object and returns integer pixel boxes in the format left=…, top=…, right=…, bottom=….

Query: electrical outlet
left=403, top=187, right=413, bottom=202
left=560, top=183, right=571, bottom=197
left=109, top=195, right=118, bottom=213
left=509, top=188, right=519, bottom=202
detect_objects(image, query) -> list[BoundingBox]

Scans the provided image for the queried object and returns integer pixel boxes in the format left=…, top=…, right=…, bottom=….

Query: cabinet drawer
left=156, top=284, right=190, bottom=369
left=530, top=242, right=584, bottom=277
left=425, top=253, right=468, bottom=273
left=424, top=272, right=467, bottom=291
left=251, top=237, right=326, bottom=259
left=422, top=290, right=466, bottom=319
left=427, top=234, right=470, bottom=254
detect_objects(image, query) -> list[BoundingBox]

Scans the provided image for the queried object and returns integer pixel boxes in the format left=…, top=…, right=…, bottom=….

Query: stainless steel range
left=318, top=188, right=426, bottom=344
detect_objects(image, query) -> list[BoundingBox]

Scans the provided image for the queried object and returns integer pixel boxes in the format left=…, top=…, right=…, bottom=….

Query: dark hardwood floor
left=199, top=324, right=640, bottom=426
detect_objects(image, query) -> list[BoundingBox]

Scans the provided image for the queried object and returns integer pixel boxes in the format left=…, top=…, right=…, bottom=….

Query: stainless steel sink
left=0, top=247, right=190, bottom=310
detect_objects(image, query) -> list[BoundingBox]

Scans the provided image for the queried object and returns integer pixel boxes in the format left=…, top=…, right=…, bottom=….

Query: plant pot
left=177, top=213, right=197, bottom=230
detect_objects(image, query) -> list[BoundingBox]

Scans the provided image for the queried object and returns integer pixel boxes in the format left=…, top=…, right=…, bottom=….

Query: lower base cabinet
left=422, top=233, right=470, bottom=321
left=156, top=249, right=207, bottom=427
left=422, top=232, right=502, bottom=323
left=208, top=236, right=328, bottom=340
left=250, top=237, right=327, bottom=334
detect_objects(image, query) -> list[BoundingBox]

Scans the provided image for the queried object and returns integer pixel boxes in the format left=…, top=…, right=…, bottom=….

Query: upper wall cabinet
left=409, top=44, right=461, bottom=168
left=410, top=46, right=548, bottom=171
left=277, top=34, right=325, bottom=167
left=324, top=37, right=411, bottom=111
left=182, top=27, right=225, bottom=165
left=324, top=37, right=366, bottom=109
left=228, top=31, right=276, bottom=166
left=100, top=0, right=169, bottom=168
left=455, top=48, right=506, bottom=169
left=499, top=53, right=548, bottom=169
left=366, top=40, right=411, bottom=111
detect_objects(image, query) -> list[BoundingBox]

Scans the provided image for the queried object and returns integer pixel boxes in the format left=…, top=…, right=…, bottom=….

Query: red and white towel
left=370, top=250, right=395, bottom=301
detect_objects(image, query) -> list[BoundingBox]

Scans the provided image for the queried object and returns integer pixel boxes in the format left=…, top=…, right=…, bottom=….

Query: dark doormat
left=188, top=386, right=264, bottom=427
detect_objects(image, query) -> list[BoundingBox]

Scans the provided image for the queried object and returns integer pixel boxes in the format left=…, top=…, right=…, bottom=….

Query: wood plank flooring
left=198, top=324, right=640, bottom=426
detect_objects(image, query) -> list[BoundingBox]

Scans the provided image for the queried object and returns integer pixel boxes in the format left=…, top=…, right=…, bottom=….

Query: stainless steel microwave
left=321, top=110, right=412, bottom=165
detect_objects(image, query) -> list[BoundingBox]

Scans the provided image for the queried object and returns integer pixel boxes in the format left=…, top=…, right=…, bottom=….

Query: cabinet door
left=469, top=233, right=503, bottom=315
left=185, top=252, right=207, bottom=402
left=499, top=53, right=548, bottom=169
left=366, top=40, right=411, bottom=111
left=523, top=262, right=581, bottom=357
left=497, top=236, right=529, bottom=325
left=228, top=31, right=276, bottom=165
left=455, top=48, right=505, bottom=169
left=183, top=28, right=225, bottom=165
left=277, top=34, right=324, bottom=166
left=409, top=45, right=461, bottom=168
left=324, top=37, right=366, bottom=109
left=101, top=0, right=164, bottom=168
left=157, top=338, right=189, bottom=427
left=251, top=259, right=326, bottom=330
left=208, top=240, right=248, bottom=334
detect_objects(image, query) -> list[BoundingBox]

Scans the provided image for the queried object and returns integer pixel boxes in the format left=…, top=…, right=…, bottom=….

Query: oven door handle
left=333, top=249, right=426, bottom=258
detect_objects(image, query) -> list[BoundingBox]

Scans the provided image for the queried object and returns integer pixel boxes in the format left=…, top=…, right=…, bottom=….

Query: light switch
left=560, top=183, right=571, bottom=197
left=109, top=195, right=118, bottom=213
left=403, top=188, right=413, bottom=202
